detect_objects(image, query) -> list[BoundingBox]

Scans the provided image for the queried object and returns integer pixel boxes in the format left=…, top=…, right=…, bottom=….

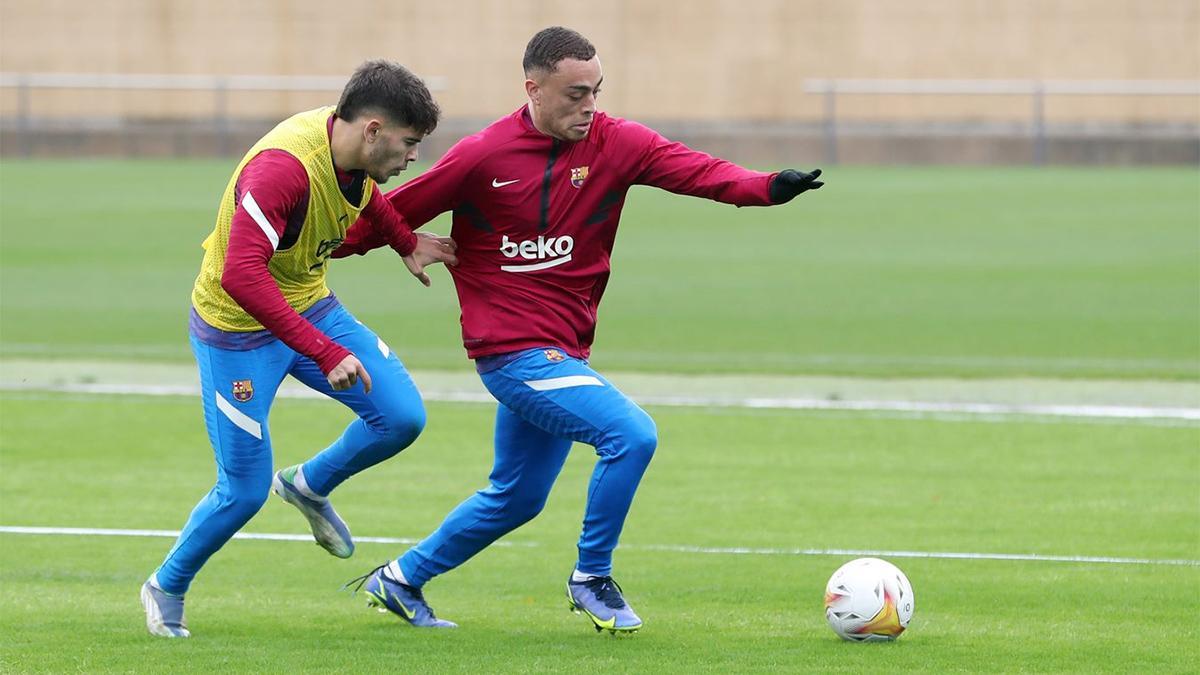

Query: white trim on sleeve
left=240, top=191, right=281, bottom=250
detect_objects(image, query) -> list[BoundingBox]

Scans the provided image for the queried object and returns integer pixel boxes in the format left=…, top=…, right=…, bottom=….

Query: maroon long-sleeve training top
left=335, top=105, right=777, bottom=361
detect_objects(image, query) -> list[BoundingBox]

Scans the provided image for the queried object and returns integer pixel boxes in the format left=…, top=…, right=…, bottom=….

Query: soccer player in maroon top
left=336, top=28, right=823, bottom=632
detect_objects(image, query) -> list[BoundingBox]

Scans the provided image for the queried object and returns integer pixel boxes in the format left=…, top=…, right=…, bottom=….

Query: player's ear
left=363, top=119, right=383, bottom=144
left=524, top=78, right=540, bottom=105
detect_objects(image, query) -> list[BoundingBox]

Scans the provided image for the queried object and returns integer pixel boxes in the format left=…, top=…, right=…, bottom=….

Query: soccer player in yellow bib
left=140, top=61, right=457, bottom=638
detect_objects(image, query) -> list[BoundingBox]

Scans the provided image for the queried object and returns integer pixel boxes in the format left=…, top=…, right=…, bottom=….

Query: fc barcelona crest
left=570, top=166, right=589, bottom=189
left=232, top=379, right=254, bottom=403
left=544, top=349, right=566, bottom=362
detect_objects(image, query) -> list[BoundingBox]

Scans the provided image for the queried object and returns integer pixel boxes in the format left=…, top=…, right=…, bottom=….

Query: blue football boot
left=344, top=564, right=457, bottom=628
left=567, top=574, right=643, bottom=634
left=272, top=465, right=354, bottom=558
left=140, top=579, right=190, bottom=638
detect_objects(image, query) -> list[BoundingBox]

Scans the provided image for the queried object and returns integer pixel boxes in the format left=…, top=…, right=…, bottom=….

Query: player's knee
left=238, top=490, right=271, bottom=517
left=485, top=482, right=551, bottom=526
left=372, top=400, right=426, bottom=448
left=504, top=491, right=551, bottom=525
left=615, top=415, right=658, bottom=466
left=220, top=483, right=270, bottom=521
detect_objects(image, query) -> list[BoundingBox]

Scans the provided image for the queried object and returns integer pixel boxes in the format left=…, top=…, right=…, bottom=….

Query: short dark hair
left=336, top=60, right=440, bottom=135
left=522, top=26, right=596, bottom=76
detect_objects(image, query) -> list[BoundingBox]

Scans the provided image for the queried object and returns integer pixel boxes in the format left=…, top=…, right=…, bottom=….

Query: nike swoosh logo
left=492, top=178, right=520, bottom=188
left=389, top=591, right=417, bottom=620
left=590, top=613, right=617, bottom=630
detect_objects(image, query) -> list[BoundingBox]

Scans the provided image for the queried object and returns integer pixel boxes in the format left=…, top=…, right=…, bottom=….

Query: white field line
left=4, top=380, right=1198, bottom=423
left=1, top=525, right=1196, bottom=567
left=5, top=343, right=1196, bottom=374
left=636, top=353, right=1200, bottom=372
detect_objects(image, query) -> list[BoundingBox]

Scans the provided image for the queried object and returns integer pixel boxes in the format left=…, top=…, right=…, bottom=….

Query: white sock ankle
left=293, top=466, right=326, bottom=502
left=148, top=573, right=181, bottom=596
left=385, top=560, right=410, bottom=585
left=572, top=569, right=603, bottom=582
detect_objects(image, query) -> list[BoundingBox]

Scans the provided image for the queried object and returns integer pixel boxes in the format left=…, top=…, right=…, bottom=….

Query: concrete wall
left=2, top=0, right=1197, bottom=123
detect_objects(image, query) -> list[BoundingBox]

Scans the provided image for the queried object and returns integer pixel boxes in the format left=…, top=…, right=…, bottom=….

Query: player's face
left=528, top=56, right=603, bottom=142
left=364, top=122, right=423, bottom=183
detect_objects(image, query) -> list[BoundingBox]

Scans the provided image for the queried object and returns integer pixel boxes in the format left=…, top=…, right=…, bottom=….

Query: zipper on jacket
left=539, top=139, right=560, bottom=231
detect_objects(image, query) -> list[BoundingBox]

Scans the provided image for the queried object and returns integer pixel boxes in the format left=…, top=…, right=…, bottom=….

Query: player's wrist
left=768, top=168, right=824, bottom=204
left=768, top=170, right=799, bottom=203
left=388, top=228, right=419, bottom=257
left=315, top=344, right=352, bottom=376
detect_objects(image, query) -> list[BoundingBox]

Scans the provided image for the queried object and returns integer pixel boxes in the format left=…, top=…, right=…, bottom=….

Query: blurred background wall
left=1, top=0, right=1197, bottom=164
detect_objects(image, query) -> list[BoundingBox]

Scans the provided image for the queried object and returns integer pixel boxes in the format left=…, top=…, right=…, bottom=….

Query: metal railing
left=0, top=72, right=448, bottom=155
left=804, top=79, right=1200, bottom=165
left=3, top=74, right=1196, bottom=163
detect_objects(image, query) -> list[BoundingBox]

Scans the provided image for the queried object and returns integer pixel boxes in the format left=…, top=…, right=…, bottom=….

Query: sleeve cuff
left=387, top=227, right=419, bottom=257
left=315, top=344, right=352, bottom=376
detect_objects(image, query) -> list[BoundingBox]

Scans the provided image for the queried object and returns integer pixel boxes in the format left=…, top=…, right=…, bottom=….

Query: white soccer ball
left=824, top=557, right=914, bottom=642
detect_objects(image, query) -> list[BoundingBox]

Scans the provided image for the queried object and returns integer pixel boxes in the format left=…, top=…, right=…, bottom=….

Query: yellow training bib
left=191, top=106, right=374, bottom=331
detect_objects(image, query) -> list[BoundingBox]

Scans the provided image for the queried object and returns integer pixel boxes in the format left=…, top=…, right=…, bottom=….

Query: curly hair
left=336, top=60, right=440, bottom=135
left=522, top=26, right=597, bottom=76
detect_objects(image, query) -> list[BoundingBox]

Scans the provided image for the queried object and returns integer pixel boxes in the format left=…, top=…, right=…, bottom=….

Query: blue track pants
left=154, top=305, right=424, bottom=594
left=399, top=347, right=657, bottom=586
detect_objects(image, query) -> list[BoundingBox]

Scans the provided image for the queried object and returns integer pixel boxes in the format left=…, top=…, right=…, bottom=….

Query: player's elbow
left=220, top=268, right=250, bottom=304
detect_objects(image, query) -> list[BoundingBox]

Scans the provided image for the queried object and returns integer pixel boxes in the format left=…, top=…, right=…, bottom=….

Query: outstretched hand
left=403, top=232, right=458, bottom=287
left=769, top=168, right=824, bottom=204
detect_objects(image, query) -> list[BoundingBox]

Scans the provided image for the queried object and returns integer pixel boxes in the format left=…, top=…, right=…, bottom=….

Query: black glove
left=769, top=168, right=824, bottom=204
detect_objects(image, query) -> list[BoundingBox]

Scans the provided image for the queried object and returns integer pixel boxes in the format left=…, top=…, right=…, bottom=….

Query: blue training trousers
left=154, top=305, right=425, bottom=594
left=399, top=347, right=657, bottom=586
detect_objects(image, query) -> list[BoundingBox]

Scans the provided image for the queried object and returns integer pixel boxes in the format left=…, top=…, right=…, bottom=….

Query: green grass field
left=1, top=160, right=1198, bottom=673
left=1, top=394, right=1197, bottom=673
left=1, top=161, right=1197, bottom=378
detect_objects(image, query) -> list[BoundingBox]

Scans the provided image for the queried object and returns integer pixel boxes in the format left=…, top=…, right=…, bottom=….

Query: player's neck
left=328, top=116, right=364, bottom=173
left=526, top=102, right=566, bottom=142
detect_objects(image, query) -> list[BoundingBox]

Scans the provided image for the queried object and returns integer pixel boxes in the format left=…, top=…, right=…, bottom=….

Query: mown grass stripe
left=3, top=380, right=1196, bottom=423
